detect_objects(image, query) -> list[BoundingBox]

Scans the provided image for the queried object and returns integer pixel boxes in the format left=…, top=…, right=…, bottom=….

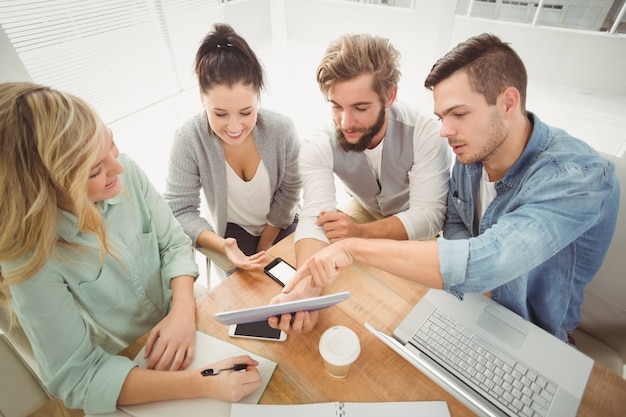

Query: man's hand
left=267, top=288, right=320, bottom=335
left=318, top=211, right=362, bottom=243
left=267, top=274, right=325, bottom=335
left=283, top=239, right=354, bottom=294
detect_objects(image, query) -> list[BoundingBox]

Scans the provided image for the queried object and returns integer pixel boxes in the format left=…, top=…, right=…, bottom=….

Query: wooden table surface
left=31, top=235, right=626, bottom=416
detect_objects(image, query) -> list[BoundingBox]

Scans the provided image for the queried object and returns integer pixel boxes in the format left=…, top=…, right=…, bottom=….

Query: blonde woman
left=0, top=82, right=260, bottom=414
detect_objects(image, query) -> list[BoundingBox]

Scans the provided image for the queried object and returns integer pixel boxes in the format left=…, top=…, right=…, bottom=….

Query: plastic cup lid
left=319, top=325, right=361, bottom=366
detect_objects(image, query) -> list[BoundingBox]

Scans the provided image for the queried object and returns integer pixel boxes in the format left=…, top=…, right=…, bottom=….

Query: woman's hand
left=224, top=237, right=267, bottom=270
left=256, top=224, right=281, bottom=252
left=144, top=302, right=196, bottom=371
left=201, top=356, right=261, bottom=402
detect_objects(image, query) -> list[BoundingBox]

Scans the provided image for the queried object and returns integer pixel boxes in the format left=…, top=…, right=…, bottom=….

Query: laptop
left=366, top=289, right=593, bottom=417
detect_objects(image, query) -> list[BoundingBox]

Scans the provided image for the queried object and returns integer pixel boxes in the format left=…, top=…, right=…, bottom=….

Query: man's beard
left=457, top=108, right=508, bottom=165
left=335, top=104, right=386, bottom=152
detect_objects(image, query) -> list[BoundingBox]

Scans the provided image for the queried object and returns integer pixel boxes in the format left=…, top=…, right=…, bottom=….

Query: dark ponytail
left=194, top=23, right=265, bottom=93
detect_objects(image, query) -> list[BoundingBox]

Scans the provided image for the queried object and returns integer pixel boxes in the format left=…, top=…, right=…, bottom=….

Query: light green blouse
left=6, top=154, right=199, bottom=413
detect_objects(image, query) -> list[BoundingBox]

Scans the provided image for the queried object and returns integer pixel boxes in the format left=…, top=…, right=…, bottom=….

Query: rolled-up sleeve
left=438, top=160, right=615, bottom=297
left=294, top=131, right=336, bottom=244
left=8, top=155, right=198, bottom=413
left=136, top=157, right=199, bottom=285
left=395, top=115, right=451, bottom=240
left=11, top=272, right=137, bottom=414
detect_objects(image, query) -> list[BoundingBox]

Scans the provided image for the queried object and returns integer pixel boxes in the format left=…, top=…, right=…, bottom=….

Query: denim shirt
left=438, top=113, right=620, bottom=342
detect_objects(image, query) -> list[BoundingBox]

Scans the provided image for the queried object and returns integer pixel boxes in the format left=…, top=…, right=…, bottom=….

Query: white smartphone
left=264, top=257, right=296, bottom=287
left=228, top=320, right=287, bottom=342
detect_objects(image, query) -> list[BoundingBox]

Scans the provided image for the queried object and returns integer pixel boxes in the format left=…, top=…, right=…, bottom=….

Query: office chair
left=195, top=246, right=237, bottom=289
left=572, top=152, right=626, bottom=377
left=0, top=334, right=51, bottom=417
left=0, top=307, right=35, bottom=366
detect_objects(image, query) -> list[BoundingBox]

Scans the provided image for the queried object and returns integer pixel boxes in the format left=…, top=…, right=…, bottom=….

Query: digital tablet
left=214, top=291, right=351, bottom=325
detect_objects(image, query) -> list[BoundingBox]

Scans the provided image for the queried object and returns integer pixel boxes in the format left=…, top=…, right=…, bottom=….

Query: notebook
left=230, top=401, right=450, bottom=417
left=117, top=330, right=277, bottom=417
left=366, top=289, right=593, bottom=417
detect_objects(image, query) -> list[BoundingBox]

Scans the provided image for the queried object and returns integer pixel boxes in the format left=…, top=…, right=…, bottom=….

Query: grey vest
left=332, top=106, right=414, bottom=216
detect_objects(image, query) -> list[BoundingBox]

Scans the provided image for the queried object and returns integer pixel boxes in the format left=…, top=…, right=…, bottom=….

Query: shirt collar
left=56, top=193, right=123, bottom=240
left=503, top=111, right=547, bottom=183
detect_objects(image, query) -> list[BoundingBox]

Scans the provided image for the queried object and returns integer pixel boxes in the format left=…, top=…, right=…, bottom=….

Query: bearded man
left=273, top=34, right=619, bottom=343
left=294, top=33, right=451, bottom=267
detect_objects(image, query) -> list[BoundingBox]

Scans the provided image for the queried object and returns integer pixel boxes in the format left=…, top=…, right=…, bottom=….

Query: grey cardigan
left=164, top=108, right=301, bottom=244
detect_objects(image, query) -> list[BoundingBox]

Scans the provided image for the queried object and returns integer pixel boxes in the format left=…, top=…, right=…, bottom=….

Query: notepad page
left=343, top=401, right=450, bottom=416
left=230, top=401, right=451, bottom=417
left=118, top=330, right=277, bottom=417
left=231, top=403, right=337, bottom=417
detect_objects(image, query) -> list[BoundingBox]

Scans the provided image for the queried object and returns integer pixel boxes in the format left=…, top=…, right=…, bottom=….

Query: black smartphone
left=228, top=320, right=286, bottom=341
left=264, top=257, right=296, bottom=287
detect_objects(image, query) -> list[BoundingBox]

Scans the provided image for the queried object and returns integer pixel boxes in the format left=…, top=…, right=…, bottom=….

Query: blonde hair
left=316, top=33, right=401, bottom=102
left=0, top=82, right=109, bottom=307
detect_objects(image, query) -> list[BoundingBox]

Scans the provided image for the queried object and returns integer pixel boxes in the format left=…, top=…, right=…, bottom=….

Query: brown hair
left=194, top=23, right=264, bottom=93
left=424, top=33, right=527, bottom=111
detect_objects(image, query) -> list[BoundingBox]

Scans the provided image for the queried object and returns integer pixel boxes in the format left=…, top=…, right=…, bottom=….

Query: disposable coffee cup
left=318, top=325, right=361, bottom=378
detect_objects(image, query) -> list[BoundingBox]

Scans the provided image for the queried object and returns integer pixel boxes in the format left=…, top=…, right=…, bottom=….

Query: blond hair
left=316, top=33, right=401, bottom=102
left=0, top=82, right=109, bottom=308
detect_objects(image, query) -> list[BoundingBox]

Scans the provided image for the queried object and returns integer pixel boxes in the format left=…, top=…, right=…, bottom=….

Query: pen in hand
left=201, top=363, right=248, bottom=377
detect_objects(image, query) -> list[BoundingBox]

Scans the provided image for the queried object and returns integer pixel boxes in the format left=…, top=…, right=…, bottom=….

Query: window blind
left=0, top=0, right=221, bottom=122
left=160, top=0, right=223, bottom=90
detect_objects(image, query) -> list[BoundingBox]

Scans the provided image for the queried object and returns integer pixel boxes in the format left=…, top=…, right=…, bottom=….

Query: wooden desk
left=32, top=235, right=626, bottom=417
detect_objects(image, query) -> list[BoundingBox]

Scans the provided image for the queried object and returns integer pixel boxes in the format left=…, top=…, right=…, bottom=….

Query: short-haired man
left=282, top=33, right=620, bottom=343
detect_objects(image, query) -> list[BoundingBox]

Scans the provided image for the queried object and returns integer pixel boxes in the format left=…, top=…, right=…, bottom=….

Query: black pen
left=201, top=363, right=248, bottom=377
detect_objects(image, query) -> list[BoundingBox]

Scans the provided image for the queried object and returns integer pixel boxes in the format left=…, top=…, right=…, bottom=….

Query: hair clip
left=216, top=43, right=233, bottom=48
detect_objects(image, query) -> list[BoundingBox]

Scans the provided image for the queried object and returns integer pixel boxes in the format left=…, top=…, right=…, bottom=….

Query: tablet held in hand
left=214, top=291, right=351, bottom=325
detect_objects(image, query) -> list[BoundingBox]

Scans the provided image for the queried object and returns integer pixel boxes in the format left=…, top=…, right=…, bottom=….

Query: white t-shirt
left=363, top=138, right=384, bottom=181
left=226, top=160, right=272, bottom=236
left=476, top=165, right=497, bottom=226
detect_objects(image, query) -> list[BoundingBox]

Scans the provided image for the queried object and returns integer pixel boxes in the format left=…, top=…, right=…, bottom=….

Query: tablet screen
left=214, top=291, right=351, bottom=325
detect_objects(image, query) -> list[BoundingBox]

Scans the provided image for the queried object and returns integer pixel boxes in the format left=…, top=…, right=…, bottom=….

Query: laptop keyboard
left=412, top=309, right=557, bottom=417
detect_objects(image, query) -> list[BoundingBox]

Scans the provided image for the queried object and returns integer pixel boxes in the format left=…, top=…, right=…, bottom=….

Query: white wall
left=450, top=16, right=626, bottom=96
left=3, top=2, right=624, bottom=109
left=189, top=2, right=626, bottom=155
left=0, top=25, right=30, bottom=83
left=282, top=0, right=457, bottom=112
left=221, top=0, right=273, bottom=40
left=178, top=2, right=626, bottom=100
